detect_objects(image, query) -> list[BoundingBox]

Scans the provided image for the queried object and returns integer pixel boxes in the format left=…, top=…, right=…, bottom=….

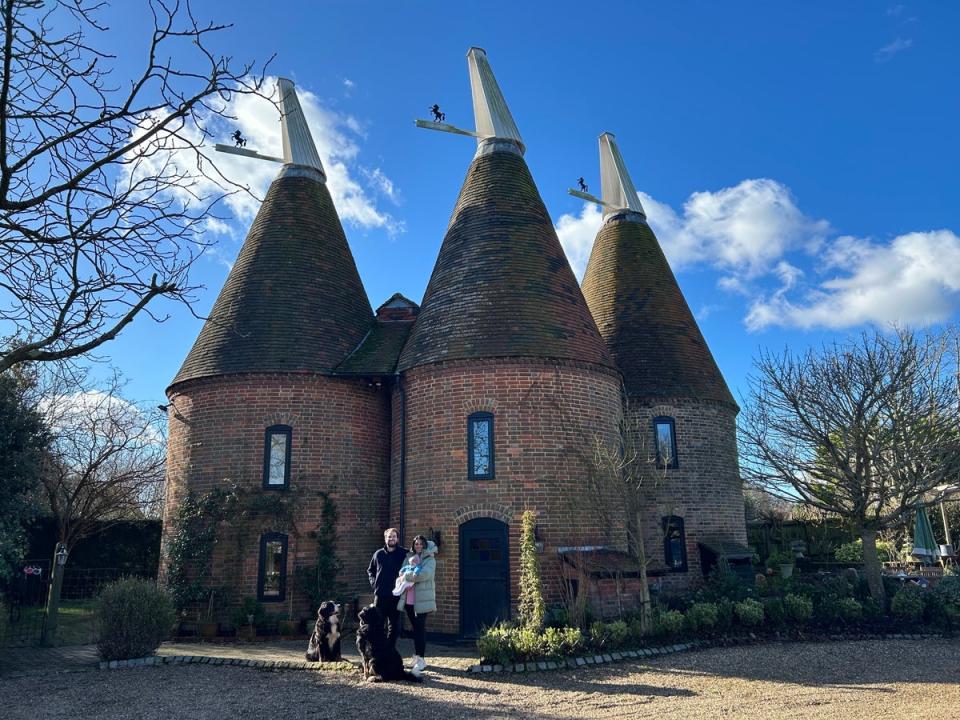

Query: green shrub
left=734, top=598, right=764, bottom=627
left=837, top=597, right=863, bottom=623
left=656, top=609, right=685, bottom=637
left=763, top=597, right=786, bottom=626
left=834, top=539, right=895, bottom=563
left=696, top=569, right=749, bottom=603
left=477, top=624, right=514, bottom=665
left=685, top=602, right=719, bottom=633
left=476, top=623, right=586, bottom=664
left=784, top=593, right=813, bottom=623
left=715, top=598, right=735, bottom=633
left=96, top=578, right=176, bottom=661
left=590, top=620, right=628, bottom=649
left=891, top=585, right=924, bottom=623
left=815, top=595, right=842, bottom=626
left=931, top=574, right=960, bottom=608
left=861, top=598, right=883, bottom=623
left=627, top=617, right=645, bottom=642
left=232, top=597, right=266, bottom=629
left=542, top=626, right=585, bottom=657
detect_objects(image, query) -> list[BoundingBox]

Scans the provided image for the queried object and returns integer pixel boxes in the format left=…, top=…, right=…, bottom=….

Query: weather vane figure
left=577, top=177, right=588, bottom=193
left=430, top=104, right=445, bottom=122
left=232, top=129, right=247, bottom=148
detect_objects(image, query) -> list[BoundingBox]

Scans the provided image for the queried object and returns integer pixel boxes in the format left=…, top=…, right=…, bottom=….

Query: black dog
left=305, top=601, right=342, bottom=662
left=356, top=604, right=422, bottom=682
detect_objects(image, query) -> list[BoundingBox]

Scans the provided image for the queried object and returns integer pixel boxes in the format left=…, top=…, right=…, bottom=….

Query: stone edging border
left=466, top=632, right=946, bottom=674
left=98, top=656, right=356, bottom=671
left=95, top=632, right=946, bottom=674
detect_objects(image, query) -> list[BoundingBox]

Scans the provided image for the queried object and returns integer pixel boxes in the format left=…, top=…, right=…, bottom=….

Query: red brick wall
left=392, top=359, right=625, bottom=634
left=628, top=398, right=746, bottom=595
left=161, top=373, right=391, bottom=622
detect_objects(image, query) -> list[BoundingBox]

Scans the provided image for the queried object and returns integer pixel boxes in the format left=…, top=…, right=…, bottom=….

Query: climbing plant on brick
left=518, top=510, right=545, bottom=630
left=295, top=492, right=346, bottom=610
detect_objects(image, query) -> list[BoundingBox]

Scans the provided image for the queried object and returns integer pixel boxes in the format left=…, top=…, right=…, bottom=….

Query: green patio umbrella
left=911, top=503, right=939, bottom=563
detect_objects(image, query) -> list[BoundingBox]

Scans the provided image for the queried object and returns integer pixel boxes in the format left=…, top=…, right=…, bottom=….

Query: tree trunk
left=41, top=550, right=66, bottom=647
left=635, top=511, right=653, bottom=635
left=860, top=528, right=886, bottom=606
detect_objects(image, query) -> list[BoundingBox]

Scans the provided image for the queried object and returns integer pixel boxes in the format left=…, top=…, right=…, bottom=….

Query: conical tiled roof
left=170, top=171, right=373, bottom=387
left=581, top=213, right=735, bottom=407
left=399, top=149, right=614, bottom=371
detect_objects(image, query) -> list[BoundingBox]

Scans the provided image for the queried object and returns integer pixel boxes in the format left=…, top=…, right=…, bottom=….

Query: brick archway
left=453, top=503, right=514, bottom=526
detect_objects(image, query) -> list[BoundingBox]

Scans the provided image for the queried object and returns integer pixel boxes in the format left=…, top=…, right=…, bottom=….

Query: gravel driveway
left=3, top=638, right=958, bottom=720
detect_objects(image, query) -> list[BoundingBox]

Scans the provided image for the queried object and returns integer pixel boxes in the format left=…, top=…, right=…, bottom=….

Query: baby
left=391, top=554, right=421, bottom=596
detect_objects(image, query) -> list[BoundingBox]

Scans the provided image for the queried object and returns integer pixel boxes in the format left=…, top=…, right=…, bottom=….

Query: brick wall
left=161, top=373, right=391, bottom=622
left=627, top=398, right=746, bottom=595
left=392, top=358, right=625, bottom=634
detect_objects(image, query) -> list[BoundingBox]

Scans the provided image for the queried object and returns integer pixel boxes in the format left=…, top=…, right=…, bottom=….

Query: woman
left=396, top=534, right=437, bottom=673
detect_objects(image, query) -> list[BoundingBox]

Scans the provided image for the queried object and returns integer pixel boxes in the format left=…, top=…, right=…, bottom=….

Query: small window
left=653, top=416, right=678, bottom=469
left=257, top=532, right=288, bottom=602
left=467, top=412, right=494, bottom=480
left=662, top=516, right=687, bottom=573
left=262, top=425, right=292, bottom=489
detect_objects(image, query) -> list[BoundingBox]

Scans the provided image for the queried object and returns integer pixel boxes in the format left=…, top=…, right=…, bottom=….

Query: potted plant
left=768, top=550, right=795, bottom=579
left=234, top=597, right=265, bottom=641
left=198, top=588, right=227, bottom=639
left=278, top=593, right=301, bottom=636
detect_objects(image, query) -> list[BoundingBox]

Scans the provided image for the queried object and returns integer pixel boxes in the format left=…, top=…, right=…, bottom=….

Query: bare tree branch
left=0, top=0, right=271, bottom=372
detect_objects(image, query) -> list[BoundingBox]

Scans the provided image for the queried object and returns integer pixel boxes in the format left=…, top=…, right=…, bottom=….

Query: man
left=367, top=527, right=408, bottom=648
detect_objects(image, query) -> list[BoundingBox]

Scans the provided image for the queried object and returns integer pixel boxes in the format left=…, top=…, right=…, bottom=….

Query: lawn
left=0, top=600, right=98, bottom=647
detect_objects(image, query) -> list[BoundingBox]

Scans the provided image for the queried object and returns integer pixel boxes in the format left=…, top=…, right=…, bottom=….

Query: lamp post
left=41, top=542, right=69, bottom=646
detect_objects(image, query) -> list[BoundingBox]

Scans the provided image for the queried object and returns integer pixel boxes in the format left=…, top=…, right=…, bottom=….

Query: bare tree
left=739, top=327, right=960, bottom=604
left=36, top=364, right=165, bottom=644
left=0, top=0, right=269, bottom=373
left=581, top=406, right=665, bottom=633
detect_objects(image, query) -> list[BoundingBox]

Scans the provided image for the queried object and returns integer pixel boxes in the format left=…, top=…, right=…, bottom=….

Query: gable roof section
left=170, top=173, right=373, bottom=387
left=398, top=150, right=614, bottom=371
left=581, top=214, right=736, bottom=407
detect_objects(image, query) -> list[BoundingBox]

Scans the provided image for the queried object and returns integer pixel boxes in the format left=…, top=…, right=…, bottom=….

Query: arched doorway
left=459, top=517, right=510, bottom=637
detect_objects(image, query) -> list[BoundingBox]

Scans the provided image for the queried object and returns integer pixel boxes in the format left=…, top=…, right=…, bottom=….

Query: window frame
left=257, top=532, right=288, bottom=602
left=653, top=416, right=679, bottom=469
left=467, top=412, right=495, bottom=481
left=262, top=424, right=293, bottom=490
left=662, top=515, right=688, bottom=573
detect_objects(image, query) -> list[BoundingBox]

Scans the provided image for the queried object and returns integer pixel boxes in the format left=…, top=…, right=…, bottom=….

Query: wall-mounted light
left=55, top=542, right=69, bottom=566
left=534, top=526, right=544, bottom=554
left=157, top=399, right=189, bottom=424
left=429, top=527, right=442, bottom=550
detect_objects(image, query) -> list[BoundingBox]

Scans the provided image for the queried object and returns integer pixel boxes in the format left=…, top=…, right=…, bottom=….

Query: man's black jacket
left=367, top=545, right=409, bottom=599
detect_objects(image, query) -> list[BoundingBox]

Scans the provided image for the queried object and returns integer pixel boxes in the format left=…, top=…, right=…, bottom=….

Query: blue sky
left=85, top=1, right=959, bottom=407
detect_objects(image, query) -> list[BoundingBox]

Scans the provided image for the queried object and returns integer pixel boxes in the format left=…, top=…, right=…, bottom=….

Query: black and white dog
left=356, top=604, right=422, bottom=682
left=305, top=601, right=342, bottom=662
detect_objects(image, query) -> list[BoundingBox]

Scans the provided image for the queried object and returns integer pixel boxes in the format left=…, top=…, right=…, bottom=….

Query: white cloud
left=123, top=76, right=402, bottom=239
left=746, top=230, right=960, bottom=330
left=343, top=78, right=355, bottom=89
left=555, top=178, right=828, bottom=280
left=555, top=177, right=958, bottom=332
left=363, top=167, right=401, bottom=204
left=875, top=37, right=913, bottom=62
left=555, top=203, right=604, bottom=279
left=659, top=179, right=829, bottom=275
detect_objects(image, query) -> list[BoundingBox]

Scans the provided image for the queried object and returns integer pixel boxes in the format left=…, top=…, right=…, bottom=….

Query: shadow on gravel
left=622, top=638, right=960, bottom=689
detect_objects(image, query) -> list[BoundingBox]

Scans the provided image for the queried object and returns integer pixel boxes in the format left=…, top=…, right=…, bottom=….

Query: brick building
left=161, top=52, right=746, bottom=636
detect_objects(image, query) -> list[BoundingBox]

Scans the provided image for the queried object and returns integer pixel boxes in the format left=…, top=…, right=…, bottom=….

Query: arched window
left=467, top=412, right=495, bottom=480
left=662, top=516, right=687, bottom=572
left=257, top=532, right=288, bottom=602
left=653, top=416, right=678, bottom=469
left=262, top=425, right=292, bottom=489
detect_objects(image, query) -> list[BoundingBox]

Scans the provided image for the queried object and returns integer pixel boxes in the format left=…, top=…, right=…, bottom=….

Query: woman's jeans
left=404, top=604, right=427, bottom=656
